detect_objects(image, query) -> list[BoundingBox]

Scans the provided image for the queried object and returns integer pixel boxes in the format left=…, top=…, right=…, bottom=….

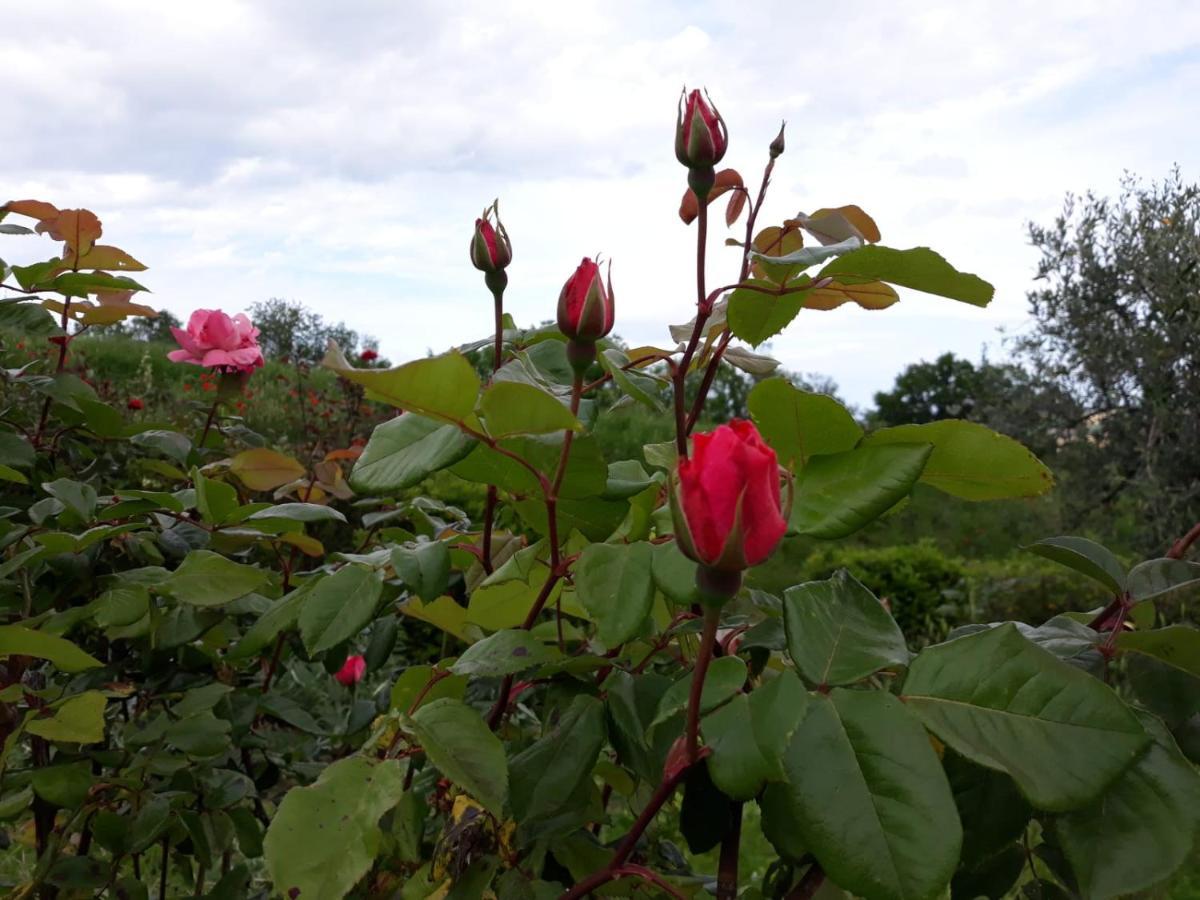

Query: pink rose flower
left=168, top=309, right=264, bottom=373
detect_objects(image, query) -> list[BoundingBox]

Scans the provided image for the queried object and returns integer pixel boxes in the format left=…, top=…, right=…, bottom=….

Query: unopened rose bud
left=557, top=257, right=615, bottom=375
left=557, top=258, right=614, bottom=344
left=470, top=200, right=512, bottom=275
left=675, top=88, right=728, bottom=171
left=769, top=121, right=786, bottom=159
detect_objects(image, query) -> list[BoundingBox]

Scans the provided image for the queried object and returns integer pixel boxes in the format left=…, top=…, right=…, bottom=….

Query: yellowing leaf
left=67, top=245, right=148, bottom=272
left=3, top=199, right=59, bottom=221
left=229, top=448, right=307, bottom=492
left=806, top=279, right=899, bottom=311
left=800, top=205, right=882, bottom=245
left=36, top=209, right=103, bottom=255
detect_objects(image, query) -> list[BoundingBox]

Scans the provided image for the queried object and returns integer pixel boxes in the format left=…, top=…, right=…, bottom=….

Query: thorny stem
left=558, top=763, right=694, bottom=900
left=261, top=633, right=287, bottom=694
left=198, top=397, right=221, bottom=448
left=481, top=282, right=507, bottom=573
left=672, top=189, right=714, bottom=457
left=32, top=297, right=73, bottom=449
left=686, top=606, right=720, bottom=761
left=685, top=330, right=734, bottom=433
left=1167, top=521, right=1200, bottom=560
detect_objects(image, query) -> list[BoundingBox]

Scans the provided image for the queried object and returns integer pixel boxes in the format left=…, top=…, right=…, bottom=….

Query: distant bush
left=963, top=554, right=1113, bottom=626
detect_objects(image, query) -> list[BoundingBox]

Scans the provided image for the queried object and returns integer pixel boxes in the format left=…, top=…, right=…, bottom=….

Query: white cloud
left=1, top=0, right=1198, bottom=404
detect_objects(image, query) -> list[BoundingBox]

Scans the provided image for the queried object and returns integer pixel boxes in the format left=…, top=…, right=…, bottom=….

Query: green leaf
left=350, top=414, right=475, bottom=492
left=162, top=550, right=270, bottom=607
left=27, top=691, right=107, bottom=744
left=1024, top=536, right=1127, bottom=594
left=480, top=381, right=580, bottom=438
left=392, top=541, right=450, bottom=602
left=130, top=429, right=193, bottom=463
left=452, top=434, right=607, bottom=500
left=299, top=565, right=384, bottom=655
left=0, top=432, right=36, bottom=469
left=41, top=478, right=98, bottom=521
left=651, top=541, right=699, bottom=606
left=748, top=377, right=862, bottom=470
left=323, top=343, right=480, bottom=423
left=227, top=581, right=313, bottom=660
left=390, top=665, right=467, bottom=712
left=0, top=464, right=27, bottom=484
left=863, top=420, right=1053, bottom=500
left=783, top=570, right=909, bottom=686
left=790, top=444, right=931, bottom=539
left=510, top=695, right=606, bottom=824
left=92, top=584, right=150, bottom=628
left=467, top=572, right=560, bottom=631
left=653, top=655, right=747, bottom=727
left=1058, top=714, right=1200, bottom=900
left=702, top=669, right=807, bottom=800
left=193, top=470, right=239, bottom=525
left=409, top=698, right=507, bottom=816
left=263, top=757, right=407, bottom=900
left=451, top=630, right=561, bottom=676
left=0, top=299, right=61, bottom=334
left=1127, top=558, right=1200, bottom=603
left=1117, top=625, right=1200, bottom=678
left=776, top=690, right=962, bottom=900
left=51, top=271, right=149, bottom=296
left=944, top=752, right=1031, bottom=867
left=573, top=541, right=655, bottom=646
left=166, top=712, right=231, bottom=757
left=599, top=349, right=666, bottom=411
left=31, top=762, right=93, bottom=808
left=819, top=245, right=994, bottom=306
left=0, top=625, right=102, bottom=671
left=727, top=280, right=806, bottom=347
left=902, top=624, right=1148, bottom=810
left=246, top=502, right=346, bottom=524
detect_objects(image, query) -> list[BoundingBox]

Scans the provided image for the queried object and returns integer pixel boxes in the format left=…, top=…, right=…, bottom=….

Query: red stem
left=686, top=606, right=720, bottom=761
left=716, top=801, right=743, bottom=900
left=558, top=764, right=692, bottom=900
left=785, top=864, right=826, bottom=900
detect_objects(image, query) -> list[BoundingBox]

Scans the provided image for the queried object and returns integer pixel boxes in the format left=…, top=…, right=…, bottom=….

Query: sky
left=2, top=1, right=1198, bottom=406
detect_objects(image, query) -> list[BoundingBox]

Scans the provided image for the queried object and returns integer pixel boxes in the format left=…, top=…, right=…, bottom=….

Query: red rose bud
left=127, top=397, right=144, bottom=411
left=672, top=420, right=788, bottom=590
left=334, top=654, right=366, bottom=686
left=675, top=88, right=727, bottom=170
left=557, top=257, right=614, bottom=344
left=470, top=200, right=512, bottom=274
left=359, top=348, right=378, bottom=362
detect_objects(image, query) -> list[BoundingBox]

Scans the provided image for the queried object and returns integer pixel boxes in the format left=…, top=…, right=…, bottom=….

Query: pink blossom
left=335, top=654, right=367, bottom=686
left=168, top=309, right=264, bottom=373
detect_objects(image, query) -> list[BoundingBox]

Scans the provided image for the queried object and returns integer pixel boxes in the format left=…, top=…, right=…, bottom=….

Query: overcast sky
left=3, top=1, right=1198, bottom=405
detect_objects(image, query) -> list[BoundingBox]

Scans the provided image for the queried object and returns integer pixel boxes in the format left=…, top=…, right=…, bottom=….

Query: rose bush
left=0, top=91, right=1197, bottom=900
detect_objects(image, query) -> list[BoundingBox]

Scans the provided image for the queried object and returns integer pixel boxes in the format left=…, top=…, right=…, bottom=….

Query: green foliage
left=2, top=136, right=1196, bottom=900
